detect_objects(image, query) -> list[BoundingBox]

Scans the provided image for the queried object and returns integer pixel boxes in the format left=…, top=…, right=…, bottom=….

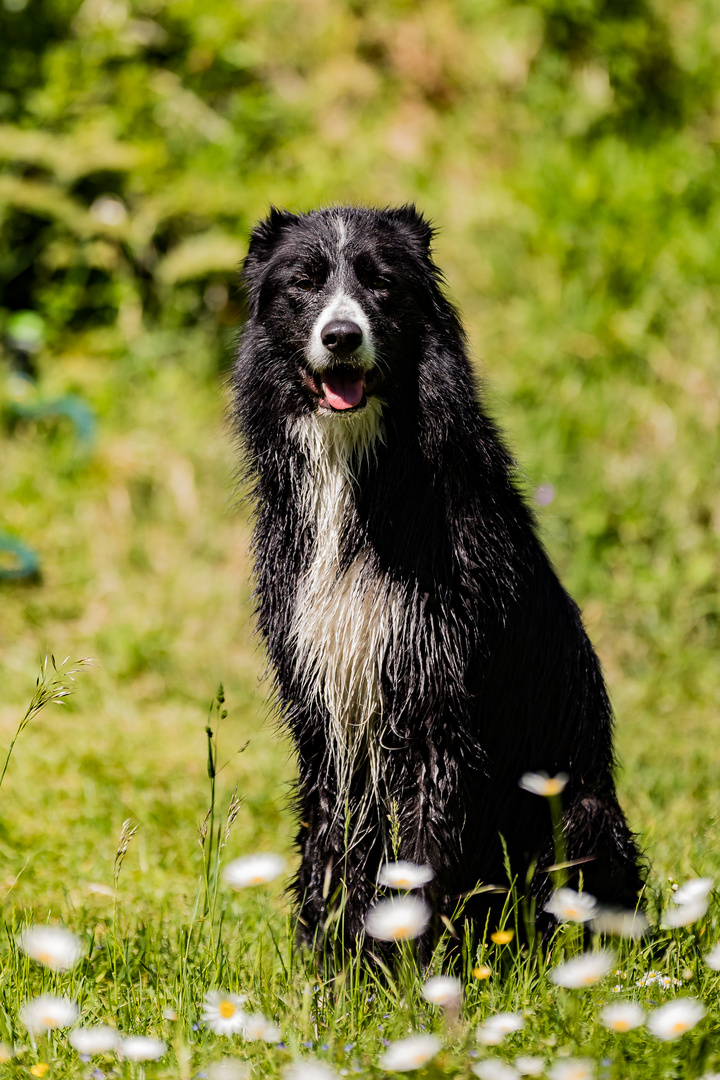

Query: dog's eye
left=369, top=274, right=391, bottom=292
left=293, top=277, right=317, bottom=291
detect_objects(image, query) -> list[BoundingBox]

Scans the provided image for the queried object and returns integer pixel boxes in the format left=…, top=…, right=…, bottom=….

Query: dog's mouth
left=301, top=365, right=380, bottom=413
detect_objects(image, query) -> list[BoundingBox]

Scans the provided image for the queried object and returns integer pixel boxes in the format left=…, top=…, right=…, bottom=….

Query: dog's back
left=233, top=205, right=643, bottom=953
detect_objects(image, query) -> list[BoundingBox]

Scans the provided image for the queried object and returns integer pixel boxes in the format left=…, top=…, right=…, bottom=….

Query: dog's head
left=241, top=205, right=442, bottom=418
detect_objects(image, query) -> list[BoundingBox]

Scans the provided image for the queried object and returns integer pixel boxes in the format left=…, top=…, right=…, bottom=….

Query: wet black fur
left=232, top=204, right=644, bottom=958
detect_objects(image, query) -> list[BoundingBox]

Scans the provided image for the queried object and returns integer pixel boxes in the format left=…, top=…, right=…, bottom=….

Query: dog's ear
left=246, top=206, right=300, bottom=263
left=383, top=204, right=435, bottom=250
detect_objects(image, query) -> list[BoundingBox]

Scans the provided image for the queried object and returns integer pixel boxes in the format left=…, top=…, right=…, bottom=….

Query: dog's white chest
left=290, top=406, right=402, bottom=800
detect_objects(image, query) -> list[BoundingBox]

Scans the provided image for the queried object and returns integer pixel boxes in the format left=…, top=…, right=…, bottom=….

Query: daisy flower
left=515, top=1056, right=545, bottom=1076
left=0, top=1045, right=14, bottom=1063
left=421, top=975, right=462, bottom=1008
left=208, top=1061, right=250, bottom=1080
left=377, top=861, right=434, bottom=890
left=379, top=1034, right=441, bottom=1072
left=202, top=991, right=247, bottom=1036
left=544, top=888, right=598, bottom=924
left=647, top=999, right=705, bottom=1041
left=518, top=772, right=568, bottom=797
left=20, top=995, right=79, bottom=1035
left=662, top=900, right=708, bottom=928
left=478, top=1012, right=524, bottom=1045
left=117, top=1036, right=167, bottom=1061
left=548, top=1060, right=594, bottom=1080
left=18, top=927, right=84, bottom=972
left=472, top=1060, right=519, bottom=1080
left=599, top=1002, right=645, bottom=1032
left=283, top=1062, right=339, bottom=1080
left=68, top=1026, right=120, bottom=1054
left=365, top=896, right=430, bottom=941
left=591, top=908, right=648, bottom=939
left=704, top=943, right=720, bottom=971
left=241, top=1013, right=280, bottom=1042
left=223, top=854, right=285, bottom=888
left=673, top=878, right=712, bottom=905
left=549, top=950, right=614, bottom=989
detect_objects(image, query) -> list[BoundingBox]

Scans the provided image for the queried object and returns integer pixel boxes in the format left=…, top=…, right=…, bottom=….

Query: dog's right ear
left=246, top=206, right=300, bottom=263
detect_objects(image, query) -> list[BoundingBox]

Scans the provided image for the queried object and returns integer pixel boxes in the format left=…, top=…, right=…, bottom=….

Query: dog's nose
left=320, top=320, right=363, bottom=357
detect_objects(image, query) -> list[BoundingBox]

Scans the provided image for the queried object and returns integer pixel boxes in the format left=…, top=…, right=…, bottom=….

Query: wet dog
left=232, top=205, right=643, bottom=957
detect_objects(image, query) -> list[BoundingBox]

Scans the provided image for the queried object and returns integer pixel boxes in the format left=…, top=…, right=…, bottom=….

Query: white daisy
left=647, top=999, right=705, bottom=1041
left=544, top=889, right=598, bottom=924
left=208, top=1061, right=250, bottom=1080
left=201, top=991, right=247, bottom=1036
left=547, top=1060, right=594, bottom=1080
left=0, top=1045, right=14, bottom=1062
left=421, top=975, right=462, bottom=1008
left=18, top=927, right=83, bottom=972
left=673, top=878, right=712, bottom=905
left=365, top=896, right=431, bottom=942
left=662, top=899, right=708, bottom=928
left=68, top=1026, right=120, bottom=1054
left=518, top=772, right=568, bottom=797
left=379, top=1034, right=441, bottom=1072
left=599, top=1002, right=645, bottom=1032
left=223, top=854, right=285, bottom=888
left=478, top=1013, right=524, bottom=1045
left=472, top=1060, right=519, bottom=1080
left=515, top=1056, right=545, bottom=1076
left=549, top=950, right=614, bottom=988
left=591, top=908, right=649, bottom=939
left=20, top=995, right=79, bottom=1035
left=283, top=1062, right=339, bottom=1080
left=117, top=1036, right=167, bottom=1061
left=704, top=943, right=720, bottom=971
left=377, top=861, right=434, bottom=890
left=241, top=1013, right=280, bottom=1042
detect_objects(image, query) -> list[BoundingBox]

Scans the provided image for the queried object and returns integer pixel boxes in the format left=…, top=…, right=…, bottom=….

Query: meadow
left=1, top=0, right=720, bottom=1073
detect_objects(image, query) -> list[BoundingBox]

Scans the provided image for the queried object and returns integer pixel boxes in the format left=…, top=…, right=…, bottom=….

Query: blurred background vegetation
left=0, top=0, right=719, bottom=911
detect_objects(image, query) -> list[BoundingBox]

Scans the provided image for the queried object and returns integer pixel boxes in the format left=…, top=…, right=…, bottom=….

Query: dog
left=232, top=204, right=643, bottom=958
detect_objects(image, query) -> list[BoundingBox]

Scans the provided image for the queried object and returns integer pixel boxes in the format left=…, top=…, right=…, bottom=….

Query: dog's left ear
left=246, top=206, right=300, bottom=263
left=383, top=204, right=435, bottom=250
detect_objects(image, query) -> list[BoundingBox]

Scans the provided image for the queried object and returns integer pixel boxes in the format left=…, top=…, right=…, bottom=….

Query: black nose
left=320, top=320, right=363, bottom=357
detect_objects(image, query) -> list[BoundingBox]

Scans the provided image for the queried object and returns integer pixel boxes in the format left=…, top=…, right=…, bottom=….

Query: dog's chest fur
left=290, top=403, right=405, bottom=807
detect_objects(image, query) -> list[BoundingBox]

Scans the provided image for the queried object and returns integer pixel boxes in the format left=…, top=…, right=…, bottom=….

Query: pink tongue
left=322, top=371, right=364, bottom=410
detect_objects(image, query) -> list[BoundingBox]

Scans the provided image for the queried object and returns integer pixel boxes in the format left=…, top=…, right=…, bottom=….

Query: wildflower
left=202, top=991, right=247, bottom=1036
left=549, top=950, right=614, bottom=988
left=599, top=1003, right=645, bottom=1032
left=478, top=1013, right=524, bottom=1045
left=20, top=995, right=79, bottom=1035
left=377, top=861, right=434, bottom=890
left=223, top=854, right=285, bottom=888
left=208, top=1061, right=250, bottom=1080
left=704, top=943, right=720, bottom=970
left=18, top=927, right=84, bottom=972
left=30, top=1065, right=49, bottom=1078
left=365, top=896, right=431, bottom=942
left=673, top=878, right=712, bottom=906
left=69, top=1027, right=120, bottom=1054
left=474, top=965, right=492, bottom=979
left=547, top=1060, right=594, bottom=1080
left=663, top=900, right=708, bottom=928
left=241, top=1013, right=280, bottom=1042
left=646, top=999, right=705, bottom=1041
left=544, top=889, right=598, bottom=924
left=518, top=772, right=568, bottom=797
left=515, top=1057, right=545, bottom=1077
left=283, top=1063, right=339, bottom=1080
left=378, top=1034, right=441, bottom=1071
left=591, top=908, right=648, bottom=940
left=611, top=985, right=622, bottom=994
left=491, top=930, right=514, bottom=945
left=421, top=976, right=462, bottom=1008
left=162, top=1007, right=178, bottom=1021
left=472, top=1060, right=519, bottom=1080
left=116, top=1036, right=167, bottom=1061
left=635, top=971, right=681, bottom=989
left=0, top=1045, right=14, bottom=1063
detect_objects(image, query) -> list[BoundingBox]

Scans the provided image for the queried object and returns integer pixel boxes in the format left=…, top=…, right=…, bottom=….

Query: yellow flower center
left=31, top=1065, right=49, bottom=1077
left=395, top=924, right=411, bottom=937
left=219, top=1001, right=236, bottom=1018
left=249, top=875, right=265, bottom=884
left=41, top=1017, right=59, bottom=1028
left=394, top=878, right=411, bottom=887
left=37, top=952, right=54, bottom=965
left=613, top=1020, right=629, bottom=1031
left=671, top=1022, right=687, bottom=1033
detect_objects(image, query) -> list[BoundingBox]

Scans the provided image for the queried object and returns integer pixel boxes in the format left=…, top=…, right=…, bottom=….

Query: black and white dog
left=233, top=204, right=642, bottom=955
